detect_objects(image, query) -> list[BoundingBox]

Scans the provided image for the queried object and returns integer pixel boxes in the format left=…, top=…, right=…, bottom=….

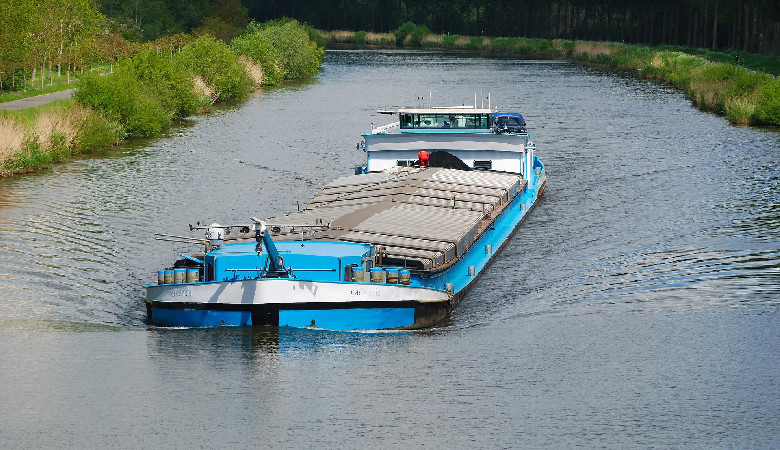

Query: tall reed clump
left=0, top=102, right=123, bottom=176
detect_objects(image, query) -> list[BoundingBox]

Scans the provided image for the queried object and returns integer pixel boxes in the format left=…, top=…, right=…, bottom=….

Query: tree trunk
left=556, top=1, right=562, bottom=39
left=711, top=0, right=718, bottom=49
left=701, top=3, right=708, bottom=49
left=751, top=6, right=758, bottom=53
left=743, top=3, right=750, bottom=52
left=661, top=4, right=667, bottom=44
left=622, top=5, right=627, bottom=42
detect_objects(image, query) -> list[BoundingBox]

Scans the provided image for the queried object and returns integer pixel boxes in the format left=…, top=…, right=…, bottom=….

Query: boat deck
left=263, top=168, right=526, bottom=271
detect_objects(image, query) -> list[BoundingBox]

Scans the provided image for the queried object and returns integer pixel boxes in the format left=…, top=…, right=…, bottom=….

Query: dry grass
left=574, top=41, right=618, bottom=57
left=32, top=106, right=87, bottom=149
left=365, top=32, right=394, bottom=44
left=328, top=31, right=354, bottom=42
left=0, top=116, right=25, bottom=169
left=192, top=76, right=217, bottom=104
left=422, top=35, right=443, bottom=46
left=0, top=103, right=115, bottom=176
left=454, top=36, right=470, bottom=46
left=239, top=55, right=264, bottom=85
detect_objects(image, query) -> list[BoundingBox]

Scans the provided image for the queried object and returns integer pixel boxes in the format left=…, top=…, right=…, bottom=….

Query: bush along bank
left=1, top=19, right=324, bottom=177
left=320, top=27, right=780, bottom=127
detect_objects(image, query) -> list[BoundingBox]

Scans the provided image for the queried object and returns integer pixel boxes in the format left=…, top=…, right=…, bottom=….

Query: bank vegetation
left=0, top=19, right=324, bottom=177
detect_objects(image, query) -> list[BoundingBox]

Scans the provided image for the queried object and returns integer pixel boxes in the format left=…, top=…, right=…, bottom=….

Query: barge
left=146, top=105, right=546, bottom=330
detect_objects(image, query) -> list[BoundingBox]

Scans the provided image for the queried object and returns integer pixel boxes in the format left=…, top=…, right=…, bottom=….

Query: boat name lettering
left=350, top=289, right=381, bottom=297
left=169, top=289, right=192, bottom=298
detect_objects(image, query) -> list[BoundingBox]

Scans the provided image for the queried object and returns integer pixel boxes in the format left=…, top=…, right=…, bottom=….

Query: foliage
left=241, top=20, right=324, bottom=81
left=408, top=24, right=430, bottom=47
left=178, top=35, right=253, bottom=101
left=127, top=49, right=203, bottom=118
left=229, top=25, right=284, bottom=85
left=395, top=22, right=417, bottom=46
left=0, top=0, right=106, bottom=89
left=74, top=107, right=124, bottom=151
left=351, top=31, right=367, bottom=45
left=754, top=78, right=780, bottom=125
left=75, top=69, right=170, bottom=136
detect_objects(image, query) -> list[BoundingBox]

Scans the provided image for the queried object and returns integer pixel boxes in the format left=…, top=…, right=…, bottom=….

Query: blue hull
left=148, top=304, right=424, bottom=330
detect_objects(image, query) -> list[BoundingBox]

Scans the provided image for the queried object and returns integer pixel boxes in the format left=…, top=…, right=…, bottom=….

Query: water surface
left=0, top=50, right=777, bottom=447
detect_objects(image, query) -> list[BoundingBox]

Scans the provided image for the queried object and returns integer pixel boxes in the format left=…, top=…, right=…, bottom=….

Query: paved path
left=0, top=88, right=75, bottom=110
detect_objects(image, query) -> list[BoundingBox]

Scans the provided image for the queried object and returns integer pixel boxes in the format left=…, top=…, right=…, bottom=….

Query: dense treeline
left=247, top=0, right=780, bottom=56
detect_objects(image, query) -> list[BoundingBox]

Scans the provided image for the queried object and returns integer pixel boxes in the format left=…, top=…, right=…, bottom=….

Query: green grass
left=655, top=45, right=780, bottom=76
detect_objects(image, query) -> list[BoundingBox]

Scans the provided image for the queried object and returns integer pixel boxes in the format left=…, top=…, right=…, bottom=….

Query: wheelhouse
left=398, top=108, right=494, bottom=130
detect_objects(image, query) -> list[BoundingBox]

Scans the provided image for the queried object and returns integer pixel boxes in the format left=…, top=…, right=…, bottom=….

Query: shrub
left=178, top=35, right=253, bottom=101
left=408, top=24, right=430, bottom=46
left=230, top=27, right=284, bottom=85
left=76, top=70, right=171, bottom=137
left=252, top=20, right=324, bottom=80
left=10, top=135, right=51, bottom=172
left=351, top=31, right=367, bottom=44
left=75, top=108, right=125, bottom=151
left=395, top=21, right=417, bottom=46
left=128, top=49, right=203, bottom=119
left=441, top=34, right=459, bottom=48
left=754, top=77, right=780, bottom=125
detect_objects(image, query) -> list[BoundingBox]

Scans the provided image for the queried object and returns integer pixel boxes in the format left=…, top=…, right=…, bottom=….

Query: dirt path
left=0, top=89, right=75, bottom=111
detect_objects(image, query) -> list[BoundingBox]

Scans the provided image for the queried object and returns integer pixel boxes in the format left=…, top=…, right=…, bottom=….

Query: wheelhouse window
left=399, top=113, right=493, bottom=129
left=473, top=160, right=492, bottom=170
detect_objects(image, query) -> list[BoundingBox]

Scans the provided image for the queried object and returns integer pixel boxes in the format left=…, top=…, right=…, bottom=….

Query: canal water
left=0, top=50, right=777, bottom=447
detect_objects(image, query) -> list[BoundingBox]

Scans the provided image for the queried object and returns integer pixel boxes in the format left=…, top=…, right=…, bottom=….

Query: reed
left=0, top=101, right=123, bottom=176
left=365, top=32, right=395, bottom=45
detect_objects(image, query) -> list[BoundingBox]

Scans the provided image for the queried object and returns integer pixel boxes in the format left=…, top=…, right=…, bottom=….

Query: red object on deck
left=418, top=150, right=429, bottom=167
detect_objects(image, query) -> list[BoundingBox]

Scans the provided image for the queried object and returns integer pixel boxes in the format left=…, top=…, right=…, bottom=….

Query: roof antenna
left=488, top=93, right=491, bottom=109
left=474, top=93, right=477, bottom=108
left=429, top=91, right=432, bottom=108
left=481, top=90, right=484, bottom=109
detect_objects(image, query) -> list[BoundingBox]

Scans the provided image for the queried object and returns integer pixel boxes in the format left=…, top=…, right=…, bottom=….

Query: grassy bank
left=321, top=28, right=780, bottom=127
left=0, top=100, right=124, bottom=176
left=0, top=19, right=324, bottom=177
